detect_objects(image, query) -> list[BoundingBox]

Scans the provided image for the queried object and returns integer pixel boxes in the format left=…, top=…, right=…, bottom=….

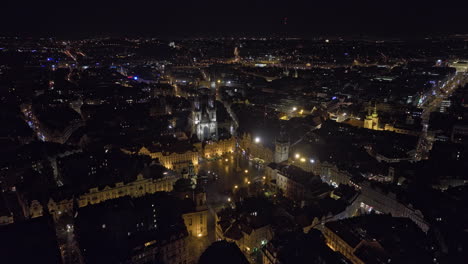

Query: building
left=75, top=193, right=190, bottom=264
left=274, top=131, right=290, bottom=163
left=363, top=104, right=379, bottom=130
left=267, top=163, right=322, bottom=202
left=173, top=182, right=209, bottom=238
left=192, top=96, right=218, bottom=141
left=451, top=124, right=468, bottom=143
left=322, top=215, right=434, bottom=264
left=439, top=99, right=451, bottom=113
left=215, top=197, right=274, bottom=256
left=262, top=230, right=350, bottom=264
left=201, top=137, right=236, bottom=158
left=123, top=137, right=237, bottom=173
left=449, top=60, right=468, bottom=73
left=136, top=145, right=199, bottom=173
left=28, top=164, right=179, bottom=220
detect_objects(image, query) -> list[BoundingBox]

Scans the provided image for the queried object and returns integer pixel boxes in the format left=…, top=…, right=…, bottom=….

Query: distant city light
left=292, top=107, right=297, bottom=111
left=332, top=96, right=337, bottom=100
left=133, top=76, right=138, bottom=80
left=255, top=137, right=261, bottom=143
left=310, top=159, right=315, bottom=163
left=295, top=153, right=300, bottom=159
left=300, top=158, right=306, bottom=162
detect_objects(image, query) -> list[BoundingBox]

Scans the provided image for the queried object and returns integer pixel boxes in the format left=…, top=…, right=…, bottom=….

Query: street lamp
left=244, top=169, right=248, bottom=173
left=234, top=185, right=238, bottom=189
left=310, top=159, right=315, bottom=164
left=295, top=153, right=300, bottom=159
left=292, top=107, right=297, bottom=111
left=254, top=137, right=261, bottom=143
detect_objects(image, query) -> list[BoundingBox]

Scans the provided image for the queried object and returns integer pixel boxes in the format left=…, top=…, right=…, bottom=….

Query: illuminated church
left=364, top=104, right=380, bottom=130
left=192, top=96, right=218, bottom=141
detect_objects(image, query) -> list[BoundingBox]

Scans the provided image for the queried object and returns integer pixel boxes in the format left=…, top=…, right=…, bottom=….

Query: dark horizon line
left=1, top=31, right=468, bottom=41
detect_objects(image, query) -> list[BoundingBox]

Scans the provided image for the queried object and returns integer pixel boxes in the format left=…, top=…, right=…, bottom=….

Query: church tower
left=364, top=102, right=379, bottom=130
left=274, top=129, right=290, bottom=163
left=192, top=96, right=218, bottom=141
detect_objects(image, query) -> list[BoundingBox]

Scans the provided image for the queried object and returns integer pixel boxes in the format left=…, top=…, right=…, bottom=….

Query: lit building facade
left=192, top=97, right=218, bottom=141
left=202, top=137, right=236, bottom=158
left=322, top=225, right=366, bottom=264
left=137, top=147, right=199, bottom=173
left=215, top=213, right=273, bottom=255
left=182, top=192, right=209, bottom=237
left=363, top=105, right=380, bottom=130
left=29, top=173, right=179, bottom=220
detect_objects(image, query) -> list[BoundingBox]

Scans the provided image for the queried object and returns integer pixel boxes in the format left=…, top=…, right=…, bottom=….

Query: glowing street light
left=244, top=169, right=249, bottom=173
left=310, top=159, right=315, bottom=163
left=234, top=185, right=238, bottom=189
left=254, top=137, right=261, bottom=143
left=292, top=107, right=297, bottom=111
left=295, top=153, right=300, bottom=159
left=227, top=197, right=231, bottom=202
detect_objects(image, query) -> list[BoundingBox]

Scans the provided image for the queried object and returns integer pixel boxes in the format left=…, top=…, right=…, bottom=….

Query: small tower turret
left=274, top=128, right=290, bottom=163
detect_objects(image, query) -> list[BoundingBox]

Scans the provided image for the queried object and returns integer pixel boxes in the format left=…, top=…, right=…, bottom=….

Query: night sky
left=1, top=0, right=467, bottom=37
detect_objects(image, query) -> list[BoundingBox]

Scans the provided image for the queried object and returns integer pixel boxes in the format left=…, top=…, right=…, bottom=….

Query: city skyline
left=1, top=3, right=468, bottom=264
